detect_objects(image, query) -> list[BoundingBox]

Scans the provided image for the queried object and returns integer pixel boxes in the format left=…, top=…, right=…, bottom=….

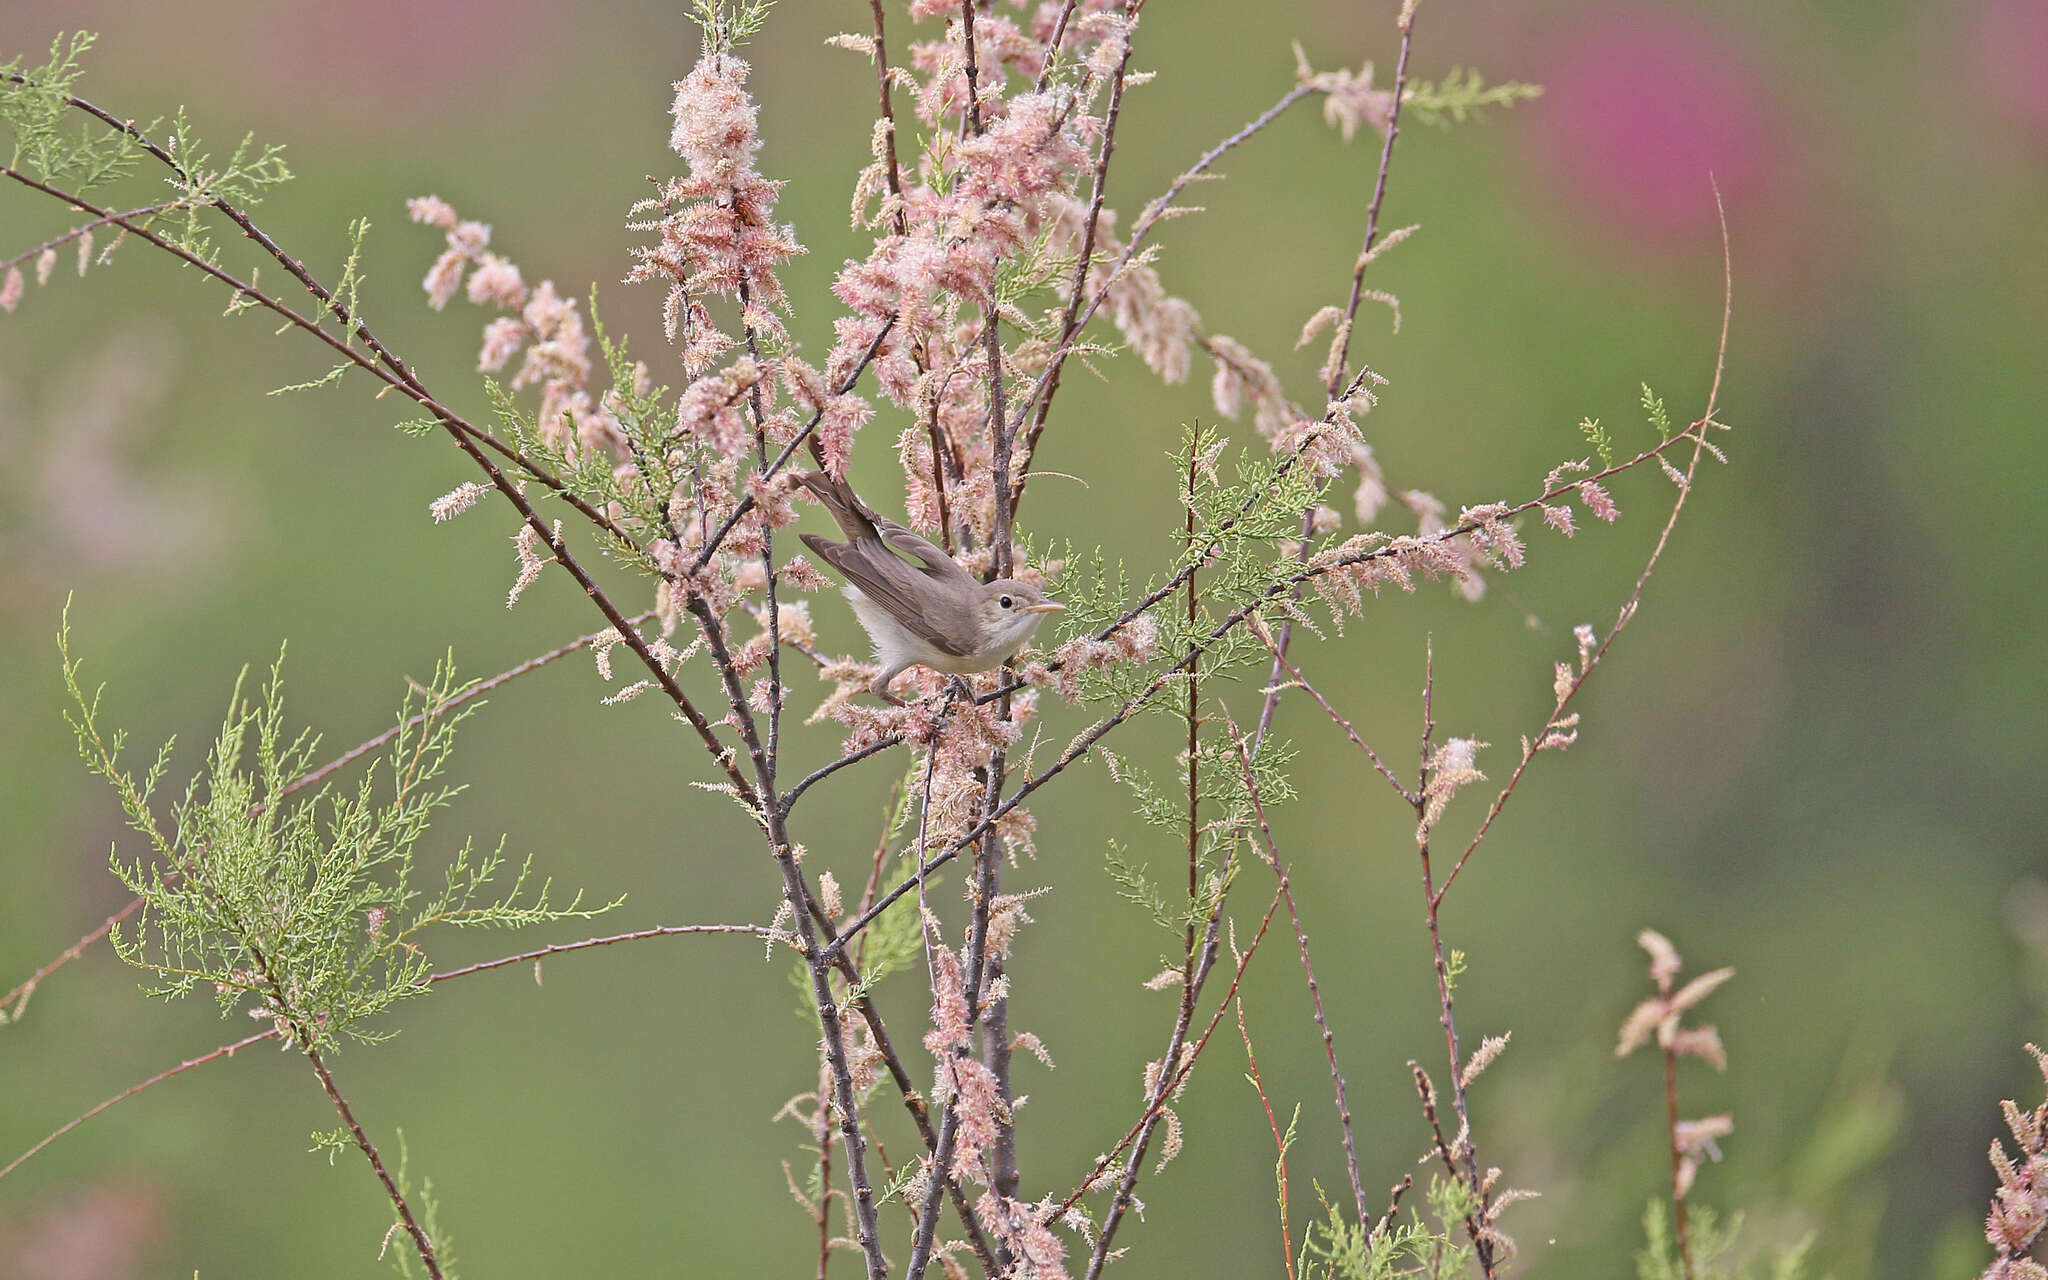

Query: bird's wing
left=806, top=530, right=981, bottom=657
left=877, top=520, right=979, bottom=585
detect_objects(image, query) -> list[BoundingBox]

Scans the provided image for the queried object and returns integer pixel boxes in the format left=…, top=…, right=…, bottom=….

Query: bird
left=796, top=470, right=1064, bottom=697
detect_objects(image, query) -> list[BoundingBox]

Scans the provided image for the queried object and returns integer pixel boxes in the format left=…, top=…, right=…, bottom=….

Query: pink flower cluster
left=1616, top=930, right=1735, bottom=1199
left=1023, top=613, right=1160, bottom=702
left=407, top=195, right=631, bottom=460
left=1984, top=1045, right=2048, bottom=1280
left=828, top=10, right=1120, bottom=543
left=627, top=53, right=805, bottom=372
left=923, top=946, right=1008, bottom=1188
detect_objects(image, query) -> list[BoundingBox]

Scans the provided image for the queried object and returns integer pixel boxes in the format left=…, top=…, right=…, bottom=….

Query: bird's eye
left=1000, top=595, right=1013, bottom=609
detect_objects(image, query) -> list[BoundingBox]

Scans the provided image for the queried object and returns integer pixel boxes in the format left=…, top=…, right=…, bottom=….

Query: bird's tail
left=796, top=470, right=879, bottom=543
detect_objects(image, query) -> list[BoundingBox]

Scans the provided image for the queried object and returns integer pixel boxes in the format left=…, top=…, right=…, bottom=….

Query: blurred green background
left=3, top=1, right=2044, bottom=1276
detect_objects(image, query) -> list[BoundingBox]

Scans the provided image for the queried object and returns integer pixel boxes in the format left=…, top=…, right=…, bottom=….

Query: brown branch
left=0, top=894, right=141, bottom=1027
left=304, top=1043, right=443, bottom=1278
left=867, top=0, right=910, bottom=240
left=1011, top=0, right=1139, bottom=517
left=0, top=1029, right=278, bottom=1181
left=1003, top=79, right=1318, bottom=439
left=1412, top=640, right=1495, bottom=1276
left=1409, top=1062, right=1488, bottom=1251
left=1665, top=1032, right=1694, bottom=1280
left=1053, top=879, right=1284, bottom=1225
left=1236, top=1000, right=1297, bottom=1280
left=817, top=1060, right=837, bottom=1280
left=1326, top=7, right=1418, bottom=401
left=1377, top=1175, right=1413, bottom=1239
left=0, top=197, right=179, bottom=272
left=1254, top=4, right=1419, bottom=753
left=1431, top=194, right=1734, bottom=908
left=1252, top=624, right=1413, bottom=805
left=1032, top=0, right=1082, bottom=94
left=1226, top=720, right=1372, bottom=1233
left=423, top=924, right=783, bottom=984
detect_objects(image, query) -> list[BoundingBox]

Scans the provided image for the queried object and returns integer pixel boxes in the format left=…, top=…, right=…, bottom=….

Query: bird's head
left=976, top=579, right=1065, bottom=658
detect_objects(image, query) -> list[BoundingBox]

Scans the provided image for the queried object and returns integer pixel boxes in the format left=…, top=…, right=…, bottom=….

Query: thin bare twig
left=1003, top=79, right=1317, bottom=441
left=423, top=924, right=783, bottom=983
left=1413, top=640, right=1494, bottom=1276
left=1431, top=190, right=1734, bottom=908
left=304, top=1043, right=443, bottom=1278
left=0, top=197, right=177, bottom=272
left=1254, top=2, right=1419, bottom=752
left=1665, top=1028, right=1694, bottom=1279
left=1253, top=625, right=1414, bottom=805
left=1055, top=880, right=1285, bottom=1225
left=1227, top=720, right=1372, bottom=1233
left=1410, top=1062, right=1488, bottom=1251
left=1237, top=1000, right=1298, bottom=1280
left=0, top=1029, right=278, bottom=1181
left=1012, top=0, right=1140, bottom=516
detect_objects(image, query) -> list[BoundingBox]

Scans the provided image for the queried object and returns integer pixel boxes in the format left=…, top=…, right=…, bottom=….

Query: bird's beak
left=1020, top=600, right=1066, bottom=615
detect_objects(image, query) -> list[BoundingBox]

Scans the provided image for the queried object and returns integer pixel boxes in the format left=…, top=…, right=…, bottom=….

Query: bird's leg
left=946, top=675, right=976, bottom=704
left=869, top=664, right=908, bottom=706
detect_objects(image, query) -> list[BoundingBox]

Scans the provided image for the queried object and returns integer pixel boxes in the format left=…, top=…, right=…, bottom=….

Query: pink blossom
left=816, top=392, right=874, bottom=477
left=1300, top=54, right=1395, bottom=142
left=925, top=947, right=970, bottom=1056
left=1577, top=480, right=1619, bottom=521
left=405, top=194, right=458, bottom=230
left=449, top=219, right=491, bottom=256
left=781, top=555, right=830, bottom=592
left=0, top=266, right=21, bottom=313
left=429, top=481, right=488, bottom=523
left=476, top=316, right=529, bottom=372
left=675, top=360, right=760, bottom=459
left=464, top=254, right=528, bottom=309
left=629, top=52, right=805, bottom=365
left=422, top=248, right=467, bottom=310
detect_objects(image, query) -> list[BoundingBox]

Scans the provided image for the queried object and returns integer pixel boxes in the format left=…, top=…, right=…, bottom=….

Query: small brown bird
left=797, top=471, right=1064, bottom=696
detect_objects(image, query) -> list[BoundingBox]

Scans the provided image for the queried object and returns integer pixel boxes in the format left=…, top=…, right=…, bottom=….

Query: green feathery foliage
left=60, top=611, right=616, bottom=1051
left=267, top=360, right=353, bottom=397
left=993, top=227, right=1085, bottom=343
left=1641, top=382, right=1673, bottom=443
left=3, top=32, right=290, bottom=277
left=1402, top=67, right=1543, bottom=129
left=1, top=33, right=143, bottom=193
left=1580, top=415, right=1616, bottom=471
left=1301, top=1176, right=1482, bottom=1279
left=1636, top=1201, right=1814, bottom=1280
left=1064, top=424, right=1322, bottom=953
left=385, top=1129, right=458, bottom=1280
left=850, top=774, right=928, bottom=988
left=689, top=0, right=776, bottom=53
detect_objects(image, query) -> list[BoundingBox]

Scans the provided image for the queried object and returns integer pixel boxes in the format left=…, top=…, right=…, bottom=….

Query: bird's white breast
left=844, top=585, right=990, bottom=675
